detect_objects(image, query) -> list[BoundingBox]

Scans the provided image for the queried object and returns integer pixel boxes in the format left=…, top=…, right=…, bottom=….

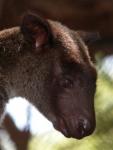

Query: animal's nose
left=53, top=116, right=95, bottom=139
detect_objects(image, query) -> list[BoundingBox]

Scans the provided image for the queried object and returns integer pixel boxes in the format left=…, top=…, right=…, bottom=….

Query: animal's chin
left=53, top=116, right=95, bottom=139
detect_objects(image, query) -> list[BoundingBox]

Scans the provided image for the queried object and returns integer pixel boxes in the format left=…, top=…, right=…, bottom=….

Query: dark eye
left=60, top=77, right=73, bottom=88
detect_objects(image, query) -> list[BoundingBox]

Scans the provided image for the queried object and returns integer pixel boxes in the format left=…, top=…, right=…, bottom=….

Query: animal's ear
left=78, top=31, right=113, bottom=57
left=77, top=31, right=101, bottom=45
left=21, top=13, right=53, bottom=49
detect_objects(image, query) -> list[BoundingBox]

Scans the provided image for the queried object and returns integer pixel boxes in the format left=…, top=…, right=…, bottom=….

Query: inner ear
left=21, top=13, right=53, bottom=49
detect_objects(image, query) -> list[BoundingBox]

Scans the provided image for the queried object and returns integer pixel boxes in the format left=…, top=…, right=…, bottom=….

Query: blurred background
left=0, top=0, right=113, bottom=150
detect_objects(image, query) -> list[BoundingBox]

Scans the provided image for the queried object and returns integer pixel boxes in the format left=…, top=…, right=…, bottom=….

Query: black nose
left=76, top=118, right=94, bottom=139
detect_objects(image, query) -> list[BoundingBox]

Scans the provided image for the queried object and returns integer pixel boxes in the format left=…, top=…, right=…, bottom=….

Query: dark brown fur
left=0, top=13, right=97, bottom=139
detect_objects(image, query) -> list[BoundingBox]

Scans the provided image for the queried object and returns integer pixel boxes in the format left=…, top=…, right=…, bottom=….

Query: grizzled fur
left=0, top=13, right=97, bottom=139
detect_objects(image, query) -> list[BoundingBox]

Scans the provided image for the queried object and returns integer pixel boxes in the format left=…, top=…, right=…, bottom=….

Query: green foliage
left=29, top=60, right=113, bottom=150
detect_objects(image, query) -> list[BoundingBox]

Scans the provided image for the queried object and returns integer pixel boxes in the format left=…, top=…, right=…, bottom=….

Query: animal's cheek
left=55, top=92, right=76, bottom=114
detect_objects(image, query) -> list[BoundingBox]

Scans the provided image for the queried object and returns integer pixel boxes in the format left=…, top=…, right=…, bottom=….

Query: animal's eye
left=60, top=77, right=73, bottom=88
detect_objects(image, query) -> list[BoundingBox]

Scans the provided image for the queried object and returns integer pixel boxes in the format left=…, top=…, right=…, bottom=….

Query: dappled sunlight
left=6, top=97, right=54, bottom=135
left=100, top=55, right=113, bottom=80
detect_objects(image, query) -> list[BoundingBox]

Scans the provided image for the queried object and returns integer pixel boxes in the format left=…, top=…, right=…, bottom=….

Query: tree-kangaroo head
left=0, top=13, right=97, bottom=139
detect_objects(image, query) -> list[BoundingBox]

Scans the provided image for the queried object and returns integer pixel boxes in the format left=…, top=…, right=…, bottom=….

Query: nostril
left=77, top=119, right=92, bottom=137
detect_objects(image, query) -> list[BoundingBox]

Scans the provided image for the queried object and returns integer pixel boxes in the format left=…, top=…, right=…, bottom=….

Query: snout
left=54, top=116, right=96, bottom=139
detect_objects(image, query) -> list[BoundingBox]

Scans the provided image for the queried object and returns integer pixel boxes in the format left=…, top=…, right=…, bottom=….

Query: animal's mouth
left=53, top=116, right=95, bottom=139
left=54, top=117, right=71, bottom=137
